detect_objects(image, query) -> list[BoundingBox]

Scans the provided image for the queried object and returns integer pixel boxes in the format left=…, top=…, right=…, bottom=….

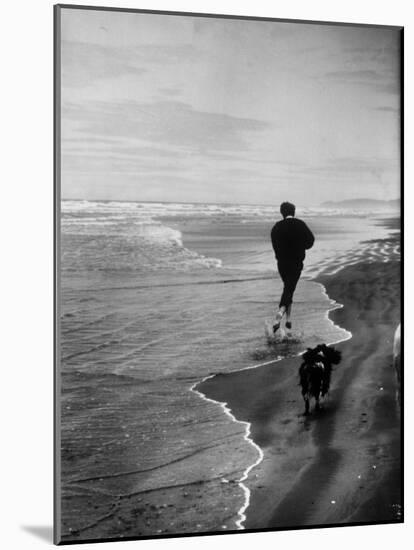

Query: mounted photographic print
left=54, top=4, right=403, bottom=544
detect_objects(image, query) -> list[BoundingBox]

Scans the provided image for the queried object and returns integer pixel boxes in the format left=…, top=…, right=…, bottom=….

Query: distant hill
left=321, top=198, right=399, bottom=210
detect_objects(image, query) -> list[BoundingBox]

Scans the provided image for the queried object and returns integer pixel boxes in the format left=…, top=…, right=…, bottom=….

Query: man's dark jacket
left=271, top=217, right=315, bottom=263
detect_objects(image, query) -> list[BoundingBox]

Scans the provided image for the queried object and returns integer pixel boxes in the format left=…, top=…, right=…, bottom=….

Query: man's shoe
left=273, top=322, right=280, bottom=334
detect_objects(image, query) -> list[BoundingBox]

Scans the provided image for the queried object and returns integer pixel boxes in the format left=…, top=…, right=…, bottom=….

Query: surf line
left=190, top=283, right=352, bottom=530
left=315, top=281, right=353, bottom=345
left=190, top=357, right=279, bottom=531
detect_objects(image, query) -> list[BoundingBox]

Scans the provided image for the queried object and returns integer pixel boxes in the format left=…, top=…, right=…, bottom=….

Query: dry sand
left=200, top=257, right=402, bottom=530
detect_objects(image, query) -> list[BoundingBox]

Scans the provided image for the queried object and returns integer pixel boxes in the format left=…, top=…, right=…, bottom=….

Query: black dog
left=299, top=344, right=342, bottom=415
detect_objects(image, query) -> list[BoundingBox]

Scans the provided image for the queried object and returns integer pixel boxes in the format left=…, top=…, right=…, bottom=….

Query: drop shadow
left=21, top=525, right=53, bottom=543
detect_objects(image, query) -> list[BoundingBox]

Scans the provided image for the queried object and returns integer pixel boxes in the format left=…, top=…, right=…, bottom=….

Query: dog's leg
left=315, top=396, right=320, bottom=412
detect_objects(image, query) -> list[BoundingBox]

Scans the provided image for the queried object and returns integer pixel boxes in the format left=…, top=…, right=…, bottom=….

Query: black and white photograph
left=55, top=4, right=402, bottom=544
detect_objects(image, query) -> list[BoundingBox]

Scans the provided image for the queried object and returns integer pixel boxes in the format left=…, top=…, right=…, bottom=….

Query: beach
left=59, top=202, right=401, bottom=541
left=200, top=249, right=401, bottom=529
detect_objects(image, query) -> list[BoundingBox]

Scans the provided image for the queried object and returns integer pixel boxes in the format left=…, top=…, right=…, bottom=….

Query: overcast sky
left=60, top=8, right=401, bottom=205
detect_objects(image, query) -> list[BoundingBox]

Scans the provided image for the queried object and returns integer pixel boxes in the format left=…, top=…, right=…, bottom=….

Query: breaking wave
left=61, top=201, right=222, bottom=274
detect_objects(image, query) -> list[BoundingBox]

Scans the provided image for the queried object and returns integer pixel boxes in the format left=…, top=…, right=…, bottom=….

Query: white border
left=2, top=1, right=410, bottom=549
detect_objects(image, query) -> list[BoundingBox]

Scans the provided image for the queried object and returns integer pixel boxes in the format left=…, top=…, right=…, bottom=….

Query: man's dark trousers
left=277, top=260, right=303, bottom=309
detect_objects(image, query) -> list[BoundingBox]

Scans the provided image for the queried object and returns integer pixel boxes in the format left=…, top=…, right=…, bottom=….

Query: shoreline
left=190, top=375, right=265, bottom=530
left=198, top=252, right=401, bottom=530
left=193, top=278, right=352, bottom=531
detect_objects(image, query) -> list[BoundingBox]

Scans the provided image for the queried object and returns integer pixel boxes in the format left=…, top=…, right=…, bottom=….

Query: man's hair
left=280, top=202, right=296, bottom=218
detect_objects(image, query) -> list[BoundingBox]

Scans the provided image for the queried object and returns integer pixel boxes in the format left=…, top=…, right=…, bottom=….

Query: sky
left=60, top=8, right=401, bottom=206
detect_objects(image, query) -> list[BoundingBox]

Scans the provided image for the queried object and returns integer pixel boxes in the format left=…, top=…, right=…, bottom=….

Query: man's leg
left=273, top=262, right=287, bottom=331
left=275, top=261, right=302, bottom=332
left=273, top=263, right=288, bottom=332
left=285, top=304, right=292, bottom=327
left=279, top=261, right=302, bottom=307
left=273, top=305, right=286, bottom=330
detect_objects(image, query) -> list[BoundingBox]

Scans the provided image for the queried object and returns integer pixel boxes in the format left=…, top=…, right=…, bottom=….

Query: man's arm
left=302, top=221, right=315, bottom=250
left=270, top=224, right=279, bottom=257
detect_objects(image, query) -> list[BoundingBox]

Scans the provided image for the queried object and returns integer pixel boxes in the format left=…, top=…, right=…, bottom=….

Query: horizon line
left=60, top=197, right=400, bottom=208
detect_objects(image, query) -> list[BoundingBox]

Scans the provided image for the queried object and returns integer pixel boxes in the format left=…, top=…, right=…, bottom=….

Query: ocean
left=58, top=200, right=399, bottom=539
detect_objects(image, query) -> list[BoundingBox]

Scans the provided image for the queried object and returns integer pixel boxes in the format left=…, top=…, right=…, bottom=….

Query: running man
left=270, top=202, right=315, bottom=333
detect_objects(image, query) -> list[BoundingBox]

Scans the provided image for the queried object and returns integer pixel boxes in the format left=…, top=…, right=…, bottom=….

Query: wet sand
left=200, top=256, right=402, bottom=529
